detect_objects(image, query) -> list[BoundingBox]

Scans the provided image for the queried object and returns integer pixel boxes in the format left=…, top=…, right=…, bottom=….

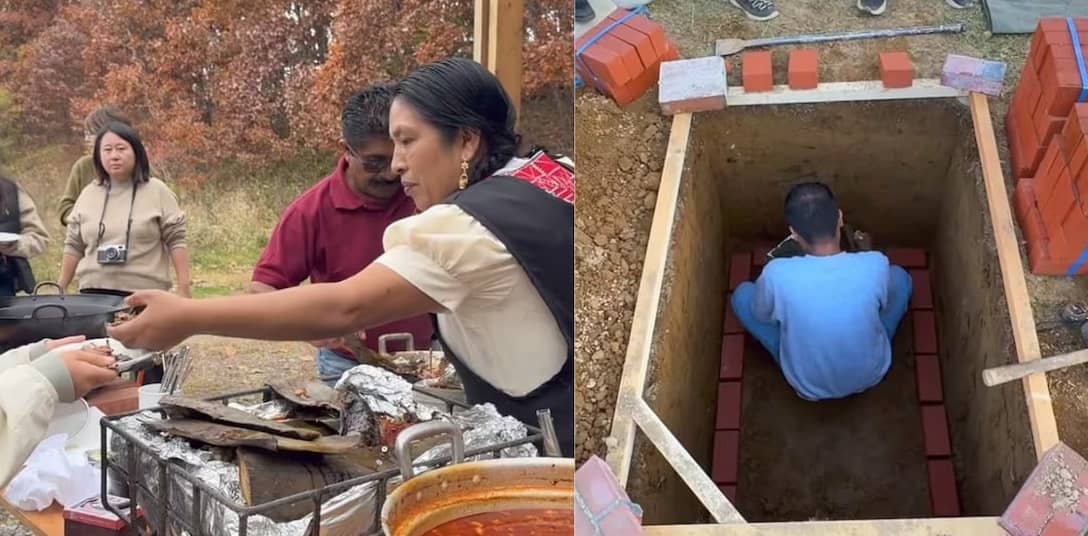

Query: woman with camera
left=57, top=122, right=191, bottom=299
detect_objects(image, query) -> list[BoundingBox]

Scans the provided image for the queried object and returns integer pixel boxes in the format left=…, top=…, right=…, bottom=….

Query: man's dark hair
left=341, top=83, right=396, bottom=149
left=84, top=106, right=132, bottom=136
left=785, top=181, right=839, bottom=244
left=92, top=121, right=151, bottom=185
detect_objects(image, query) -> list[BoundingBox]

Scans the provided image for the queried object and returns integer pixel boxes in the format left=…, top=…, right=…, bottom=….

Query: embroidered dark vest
left=433, top=152, right=575, bottom=457
left=0, top=178, right=35, bottom=294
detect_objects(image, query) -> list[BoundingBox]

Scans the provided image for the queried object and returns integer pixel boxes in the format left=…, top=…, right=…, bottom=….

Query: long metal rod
left=719, top=22, right=965, bottom=55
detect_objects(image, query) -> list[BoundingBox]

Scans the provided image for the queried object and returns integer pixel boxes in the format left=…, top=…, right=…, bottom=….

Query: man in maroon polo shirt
left=249, top=84, right=432, bottom=382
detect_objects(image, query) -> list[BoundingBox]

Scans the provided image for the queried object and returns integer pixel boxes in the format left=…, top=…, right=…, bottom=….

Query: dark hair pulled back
left=396, top=58, right=522, bottom=185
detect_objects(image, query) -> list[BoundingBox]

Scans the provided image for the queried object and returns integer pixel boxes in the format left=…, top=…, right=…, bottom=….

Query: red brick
left=1061, top=104, right=1088, bottom=157
left=913, top=310, right=938, bottom=354
left=921, top=405, right=952, bottom=457
left=723, top=300, right=743, bottom=334
left=716, top=381, right=743, bottom=430
left=1018, top=60, right=1044, bottom=114
left=909, top=269, right=933, bottom=310
left=879, top=52, right=914, bottom=88
left=788, top=49, right=818, bottom=90
left=606, top=11, right=667, bottom=57
left=915, top=354, right=943, bottom=403
left=608, top=24, right=658, bottom=69
left=579, top=44, right=631, bottom=92
left=1063, top=210, right=1088, bottom=251
left=1036, top=56, right=1084, bottom=118
left=712, top=430, right=740, bottom=484
left=597, top=35, right=644, bottom=83
left=729, top=252, right=753, bottom=290
left=720, top=334, right=745, bottom=380
left=1008, top=95, right=1045, bottom=179
left=742, top=51, right=773, bottom=93
left=886, top=248, right=927, bottom=268
left=1015, top=179, right=1049, bottom=250
left=1041, top=164, right=1076, bottom=238
left=718, top=484, right=737, bottom=504
left=1035, top=141, right=1066, bottom=207
left=928, top=459, right=961, bottom=517
left=609, top=57, right=663, bottom=106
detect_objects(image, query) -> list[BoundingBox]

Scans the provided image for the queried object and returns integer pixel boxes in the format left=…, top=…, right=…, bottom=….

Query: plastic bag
left=4, top=434, right=99, bottom=510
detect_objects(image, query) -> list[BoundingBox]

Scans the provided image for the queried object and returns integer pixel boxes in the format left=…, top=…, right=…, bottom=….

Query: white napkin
left=4, top=434, right=99, bottom=510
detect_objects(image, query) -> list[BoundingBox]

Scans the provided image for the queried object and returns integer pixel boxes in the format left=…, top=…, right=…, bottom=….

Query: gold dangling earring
left=459, top=160, right=469, bottom=190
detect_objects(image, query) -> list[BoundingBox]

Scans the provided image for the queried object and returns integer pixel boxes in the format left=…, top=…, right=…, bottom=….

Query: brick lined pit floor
left=711, top=248, right=960, bottom=522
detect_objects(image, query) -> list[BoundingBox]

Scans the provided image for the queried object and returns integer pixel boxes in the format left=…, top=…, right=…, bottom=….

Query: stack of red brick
left=712, top=251, right=767, bottom=505
left=575, top=9, right=680, bottom=106
left=1009, top=18, right=1088, bottom=275
left=888, top=248, right=961, bottom=518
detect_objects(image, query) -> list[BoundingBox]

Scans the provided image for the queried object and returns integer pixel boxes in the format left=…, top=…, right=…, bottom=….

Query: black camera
left=96, top=245, right=128, bottom=265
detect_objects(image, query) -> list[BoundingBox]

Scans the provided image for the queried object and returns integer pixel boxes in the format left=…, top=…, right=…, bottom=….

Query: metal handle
left=31, top=303, right=70, bottom=320
left=33, top=282, right=65, bottom=297
left=379, top=333, right=415, bottom=354
left=747, top=23, right=965, bottom=49
left=537, top=409, right=562, bottom=457
left=394, top=420, right=465, bottom=481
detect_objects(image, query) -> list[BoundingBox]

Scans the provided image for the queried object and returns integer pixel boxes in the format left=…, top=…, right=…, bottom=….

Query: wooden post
left=474, top=0, right=524, bottom=121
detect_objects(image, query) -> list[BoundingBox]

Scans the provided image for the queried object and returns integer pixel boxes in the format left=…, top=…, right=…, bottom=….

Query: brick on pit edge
left=921, top=404, right=952, bottom=457
left=928, top=459, right=961, bottom=517
left=910, top=269, right=933, bottom=310
left=913, top=310, right=939, bottom=354
left=716, top=381, right=743, bottom=430
left=659, top=56, right=728, bottom=115
left=729, top=252, right=753, bottom=290
left=915, top=354, right=943, bottom=403
left=720, top=333, right=745, bottom=380
left=788, top=49, right=819, bottom=90
left=712, top=430, right=740, bottom=484
left=879, top=51, right=914, bottom=88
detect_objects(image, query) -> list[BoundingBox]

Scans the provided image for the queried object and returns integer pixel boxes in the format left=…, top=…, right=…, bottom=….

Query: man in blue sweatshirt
left=731, top=182, right=913, bottom=400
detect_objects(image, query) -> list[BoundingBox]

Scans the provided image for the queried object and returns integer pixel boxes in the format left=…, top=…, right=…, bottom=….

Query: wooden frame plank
left=643, top=517, right=1005, bottom=535
left=968, top=92, right=1060, bottom=458
left=472, top=0, right=489, bottom=64
left=606, top=112, right=693, bottom=486
left=487, top=0, right=523, bottom=119
left=630, top=398, right=745, bottom=524
left=726, top=79, right=965, bottom=107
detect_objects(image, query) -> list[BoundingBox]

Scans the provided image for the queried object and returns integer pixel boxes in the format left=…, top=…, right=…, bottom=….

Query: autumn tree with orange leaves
left=0, top=0, right=572, bottom=179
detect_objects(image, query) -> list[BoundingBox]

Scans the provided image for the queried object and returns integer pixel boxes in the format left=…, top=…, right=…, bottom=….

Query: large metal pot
left=0, top=283, right=128, bottom=350
left=381, top=421, right=574, bottom=536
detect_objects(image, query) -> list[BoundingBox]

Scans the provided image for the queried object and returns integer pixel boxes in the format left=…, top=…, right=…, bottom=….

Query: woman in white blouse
left=110, top=58, right=575, bottom=456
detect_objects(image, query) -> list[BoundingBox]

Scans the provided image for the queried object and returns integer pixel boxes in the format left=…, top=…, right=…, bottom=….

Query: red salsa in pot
left=424, top=508, right=573, bottom=535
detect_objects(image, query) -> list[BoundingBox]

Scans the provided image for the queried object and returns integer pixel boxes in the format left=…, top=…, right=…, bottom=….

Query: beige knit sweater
left=65, top=178, right=186, bottom=292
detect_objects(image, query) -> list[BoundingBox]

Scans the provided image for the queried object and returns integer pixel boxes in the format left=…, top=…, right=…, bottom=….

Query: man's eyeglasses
left=345, top=145, right=392, bottom=173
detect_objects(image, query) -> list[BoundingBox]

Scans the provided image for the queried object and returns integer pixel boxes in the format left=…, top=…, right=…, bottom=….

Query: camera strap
left=93, top=180, right=138, bottom=253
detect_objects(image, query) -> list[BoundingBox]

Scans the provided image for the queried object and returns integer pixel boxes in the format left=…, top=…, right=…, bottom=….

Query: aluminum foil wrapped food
left=415, top=403, right=537, bottom=464
left=335, top=365, right=436, bottom=444
left=109, top=412, right=382, bottom=536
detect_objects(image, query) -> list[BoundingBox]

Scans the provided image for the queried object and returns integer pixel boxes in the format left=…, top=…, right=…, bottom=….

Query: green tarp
left=985, top=0, right=1088, bottom=34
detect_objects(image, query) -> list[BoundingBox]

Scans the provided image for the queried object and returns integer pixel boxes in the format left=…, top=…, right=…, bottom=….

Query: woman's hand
left=61, top=350, right=119, bottom=398
left=46, top=335, right=86, bottom=351
left=106, top=290, right=193, bottom=350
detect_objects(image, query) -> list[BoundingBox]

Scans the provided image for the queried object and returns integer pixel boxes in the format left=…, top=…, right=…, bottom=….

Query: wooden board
left=969, top=92, right=1060, bottom=458
left=0, top=499, right=62, bottom=536
left=237, top=447, right=386, bottom=522
left=146, top=418, right=361, bottom=454
left=726, top=80, right=966, bottom=107
left=643, top=517, right=1006, bottom=535
left=159, top=396, right=321, bottom=440
left=607, top=112, right=693, bottom=486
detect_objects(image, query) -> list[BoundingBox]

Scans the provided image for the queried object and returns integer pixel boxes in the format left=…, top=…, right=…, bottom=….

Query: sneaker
left=857, top=0, right=887, bottom=15
left=729, top=0, right=780, bottom=22
left=575, top=0, right=595, bottom=23
left=944, top=0, right=974, bottom=8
